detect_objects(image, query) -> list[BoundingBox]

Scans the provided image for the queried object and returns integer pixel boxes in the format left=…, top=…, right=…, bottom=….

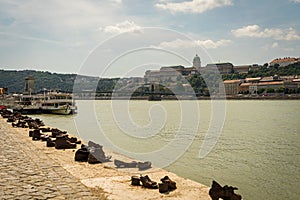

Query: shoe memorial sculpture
left=209, top=180, right=242, bottom=200
left=140, top=175, right=158, bottom=189
left=74, top=141, right=112, bottom=164
left=114, top=159, right=137, bottom=168
left=131, top=175, right=177, bottom=193
left=159, top=176, right=177, bottom=193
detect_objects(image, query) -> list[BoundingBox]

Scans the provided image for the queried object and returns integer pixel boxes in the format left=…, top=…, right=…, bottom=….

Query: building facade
left=205, top=63, right=234, bottom=74
left=222, top=80, right=241, bottom=95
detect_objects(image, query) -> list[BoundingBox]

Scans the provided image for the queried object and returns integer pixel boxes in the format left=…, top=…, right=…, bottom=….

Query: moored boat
left=41, top=102, right=74, bottom=115
left=7, top=92, right=76, bottom=115
left=41, top=93, right=76, bottom=115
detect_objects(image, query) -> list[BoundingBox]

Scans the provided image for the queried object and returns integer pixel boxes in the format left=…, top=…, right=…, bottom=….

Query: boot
left=46, top=138, right=55, bottom=147
left=131, top=176, right=141, bottom=186
left=29, top=130, right=34, bottom=137
left=159, top=183, right=169, bottom=193
left=32, top=129, right=41, bottom=140
left=75, top=145, right=90, bottom=162
left=55, top=135, right=76, bottom=149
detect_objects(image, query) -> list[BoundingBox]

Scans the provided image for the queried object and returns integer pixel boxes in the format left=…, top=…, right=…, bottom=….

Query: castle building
left=205, top=63, right=234, bottom=74
left=144, top=54, right=201, bottom=83
left=193, top=54, right=201, bottom=69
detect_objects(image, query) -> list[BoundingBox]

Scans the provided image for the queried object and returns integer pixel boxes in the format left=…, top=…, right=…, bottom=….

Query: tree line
left=0, top=62, right=299, bottom=95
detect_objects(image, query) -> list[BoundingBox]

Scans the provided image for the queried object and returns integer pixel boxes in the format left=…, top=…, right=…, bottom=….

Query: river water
left=32, top=100, right=300, bottom=200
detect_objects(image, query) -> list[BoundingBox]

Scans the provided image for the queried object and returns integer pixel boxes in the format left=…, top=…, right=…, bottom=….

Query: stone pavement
left=0, top=118, right=106, bottom=200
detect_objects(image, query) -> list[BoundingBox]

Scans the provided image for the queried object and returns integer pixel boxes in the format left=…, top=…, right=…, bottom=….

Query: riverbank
left=78, top=94, right=300, bottom=100
left=0, top=115, right=210, bottom=199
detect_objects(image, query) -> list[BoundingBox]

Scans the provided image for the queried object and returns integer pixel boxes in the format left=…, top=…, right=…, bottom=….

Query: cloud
left=153, top=38, right=231, bottom=49
left=0, top=0, right=124, bottom=33
left=110, top=0, right=122, bottom=4
left=109, top=0, right=123, bottom=4
left=197, top=39, right=231, bottom=49
left=102, top=20, right=142, bottom=34
left=155, top=0, right=233, bottom=14
left=271, top=42, right=279, bottom=48
left=231, top=24, right=300, bottom=40
left=0, top=31, right=60, bottom=44
left=290, top=0, right=300, bottom=3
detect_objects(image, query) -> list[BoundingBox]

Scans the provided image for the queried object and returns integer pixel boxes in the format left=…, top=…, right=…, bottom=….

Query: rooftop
left=223, top=80, right=241, bottom=84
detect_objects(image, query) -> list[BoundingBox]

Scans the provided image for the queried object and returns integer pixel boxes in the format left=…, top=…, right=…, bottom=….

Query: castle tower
left=193, top=54, right=201, bottom=69
left=24, top=76, right=35, bottom=94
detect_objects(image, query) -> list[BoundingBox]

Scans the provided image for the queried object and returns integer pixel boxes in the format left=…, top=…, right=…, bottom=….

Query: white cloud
left=0, top=0, right=124, bottom=34
left=153, top=38, right=231, bottom=49
left=271, top=42, right=279, bottom=48
left=102, top=20, right=142, bottom=34
left=109, top=0, right=122, bottom=4
left=197, top=39, right=231, bottom=49
left=231, top=24, right=300, bottom=40
left=155, top=0, right=233, bottom=14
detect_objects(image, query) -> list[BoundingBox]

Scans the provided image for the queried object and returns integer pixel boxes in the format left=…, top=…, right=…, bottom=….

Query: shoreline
left=0, top=114, right=210, bottom=199
left=76, top=95, right=300, bottom=100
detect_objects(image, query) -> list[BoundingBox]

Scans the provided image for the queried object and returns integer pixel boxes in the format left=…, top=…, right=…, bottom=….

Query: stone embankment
left=0, top=111, right=210, bottom=200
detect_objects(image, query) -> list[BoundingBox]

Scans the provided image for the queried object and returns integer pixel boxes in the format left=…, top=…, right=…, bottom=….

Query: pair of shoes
left=114, top=159, right=137, bottom=168
left=159, top=176, right=177, bottom=193
left=55, top=135, right=76, bottom=149
left=209, top=180, right=242, bottom=200
left=131, top=175, right=158, bottom=189
left=137, top=161, right=152, bottom=170
left=139, top=175, right=158, bottom=189
left=114, top=159, right=152, bottom=170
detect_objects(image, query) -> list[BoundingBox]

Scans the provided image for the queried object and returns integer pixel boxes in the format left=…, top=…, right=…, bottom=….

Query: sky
left=0, top=0, right=300, bottom=77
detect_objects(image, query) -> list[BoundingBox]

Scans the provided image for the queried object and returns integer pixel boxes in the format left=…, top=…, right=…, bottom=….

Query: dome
left=193, top=54, right=201, bottom=68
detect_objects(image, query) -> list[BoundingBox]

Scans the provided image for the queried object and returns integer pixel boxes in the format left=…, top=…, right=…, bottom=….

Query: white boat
left=41, top=93, right=77, bottom=115
left=41, top=101, right=74, bottom=115
left=7, top=92, right=77, bottom=115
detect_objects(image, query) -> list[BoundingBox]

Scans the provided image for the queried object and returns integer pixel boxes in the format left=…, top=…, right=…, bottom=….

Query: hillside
left=1, top=62, right=299, bottom=94
left=0, top=69, right=117, bottom=93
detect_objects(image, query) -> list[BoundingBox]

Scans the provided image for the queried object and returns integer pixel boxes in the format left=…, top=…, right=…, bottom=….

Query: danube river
left=32, top=100, right=300, bottom=200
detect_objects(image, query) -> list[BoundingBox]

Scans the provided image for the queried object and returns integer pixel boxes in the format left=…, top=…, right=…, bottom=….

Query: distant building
left=284, top=79, right=300, bottom=91
left=257, top=81, right=284, bottom=90
left=144, top=66, right=185, bottom=83
left=144, top=54, right=201, bottom=83
left=269, top=57, right=299, bottom=67
left=222, top=79, right=241, bottom=95
left=245, top=77, right=261, bottom=83
left=205, top=63, right=234, bottom=74
left=260, top=75, right=282, bottom=82
left=193, top=54, right=201, bottom=69
left=24, top=76, right=35, bottom=94
left=233, top=65, right=250, bottom=74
